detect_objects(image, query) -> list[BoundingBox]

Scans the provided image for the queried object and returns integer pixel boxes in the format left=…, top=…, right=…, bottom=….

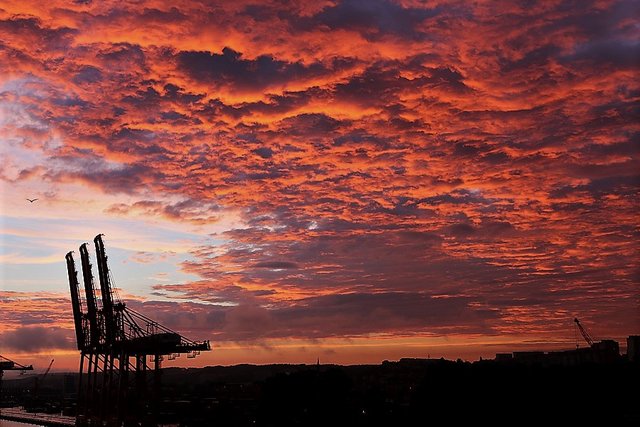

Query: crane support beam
left=66, top=251, right=86, bottom=350
left=94, top=234, right=117, bottom=345
left=80, top=243, right=100, bottom=349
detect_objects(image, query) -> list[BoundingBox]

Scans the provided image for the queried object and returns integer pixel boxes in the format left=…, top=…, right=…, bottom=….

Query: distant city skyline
left=1, top=0, right=638, bottom=370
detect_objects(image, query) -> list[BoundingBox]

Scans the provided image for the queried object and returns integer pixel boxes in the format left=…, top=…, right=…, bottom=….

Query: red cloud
left=1, top=0, right=638, bottom=356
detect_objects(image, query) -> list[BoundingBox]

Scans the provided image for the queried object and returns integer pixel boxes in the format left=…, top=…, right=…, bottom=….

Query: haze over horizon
left=1, top=0, right=638, bottom=371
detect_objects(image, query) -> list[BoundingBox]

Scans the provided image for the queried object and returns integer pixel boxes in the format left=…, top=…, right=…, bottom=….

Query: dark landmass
left=3, top=358, right=639, bottom=425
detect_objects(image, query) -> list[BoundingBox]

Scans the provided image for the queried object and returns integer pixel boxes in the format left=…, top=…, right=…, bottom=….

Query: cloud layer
left=1, top=0, right=638, bottom=359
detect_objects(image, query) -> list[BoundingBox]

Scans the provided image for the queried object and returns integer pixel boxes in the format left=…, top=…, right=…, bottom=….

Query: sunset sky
left=1, top=0, right=638, bottom=371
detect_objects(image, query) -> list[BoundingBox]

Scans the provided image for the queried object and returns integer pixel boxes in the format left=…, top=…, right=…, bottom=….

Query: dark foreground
left=3, top=358, right=639, bottom=425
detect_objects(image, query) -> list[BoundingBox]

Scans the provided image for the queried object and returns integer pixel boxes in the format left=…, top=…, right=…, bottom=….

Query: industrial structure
left=0, top=355, right=33, bottom=408
left=572, top=317, right=620, bottom=362
left=24, top=359, right=55, bottom=412
left=494, top=318, right=621, bottom=365
left=0, top=355, right=33, bottom=379
left=65, top=234, right=210, bottom=426
left=626, top=335, right=639, bottom=362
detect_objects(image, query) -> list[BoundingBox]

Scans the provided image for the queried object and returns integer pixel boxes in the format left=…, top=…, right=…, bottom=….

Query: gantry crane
left=0, top=355, right=33, bottom=406
left=65, top=234, right=211, bottom=426
left=0, top=355, right=33, bottom=374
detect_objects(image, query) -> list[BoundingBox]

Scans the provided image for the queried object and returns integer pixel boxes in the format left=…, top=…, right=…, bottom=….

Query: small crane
left=574, top=318, right=595, bottom=348
left=33, top=359, right=54, bottom=400
left=43, top=359, right=54, bottom=378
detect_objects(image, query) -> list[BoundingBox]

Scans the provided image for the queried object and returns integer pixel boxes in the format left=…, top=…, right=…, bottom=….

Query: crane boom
left=42, top=359, right=54, bottom=379
left=574, top=318, right=594, bottom=347
left=31, top=359, right=55, bottom=404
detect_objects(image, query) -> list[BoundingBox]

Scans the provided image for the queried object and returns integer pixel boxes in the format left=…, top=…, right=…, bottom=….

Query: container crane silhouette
left=0, top=355, right=33, bottom=408
left=65, top=234, right=210, bottom=426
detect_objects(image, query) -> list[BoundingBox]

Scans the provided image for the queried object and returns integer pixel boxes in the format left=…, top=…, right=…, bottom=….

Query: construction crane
left=574, top=318, right=595, bottom=348
left=0, top=355, right=33, bottom=406
left=42, top=359, right=54, bottom=378
left=32, top=359, right=55, bottom=399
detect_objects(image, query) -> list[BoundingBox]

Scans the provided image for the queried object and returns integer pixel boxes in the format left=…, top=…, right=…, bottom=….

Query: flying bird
left=26, top=198, right=38, bottom=203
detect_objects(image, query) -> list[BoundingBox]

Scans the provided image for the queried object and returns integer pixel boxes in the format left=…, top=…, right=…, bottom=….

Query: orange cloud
left=1, top=0, right=638, bottom=363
